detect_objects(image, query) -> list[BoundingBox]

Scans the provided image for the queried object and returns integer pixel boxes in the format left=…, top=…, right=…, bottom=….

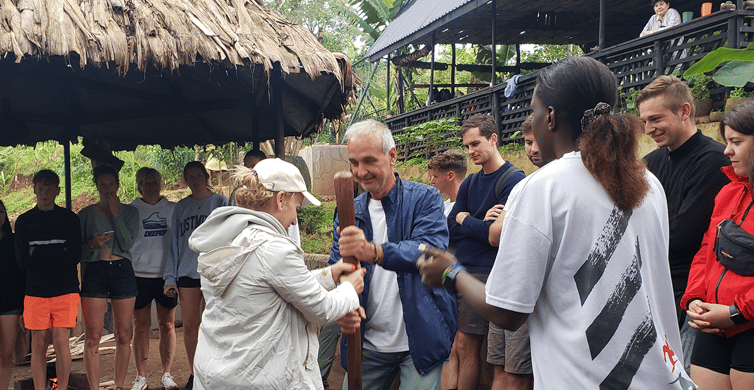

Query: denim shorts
left=80, top=259, right=138, bottom=300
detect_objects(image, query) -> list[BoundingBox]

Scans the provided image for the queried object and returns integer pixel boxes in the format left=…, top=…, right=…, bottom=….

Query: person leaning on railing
left=640, top=0, right=681, bottom=37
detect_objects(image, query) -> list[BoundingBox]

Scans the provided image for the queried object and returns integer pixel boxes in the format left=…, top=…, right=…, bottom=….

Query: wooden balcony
left=385, top=8, right=754, bottom=159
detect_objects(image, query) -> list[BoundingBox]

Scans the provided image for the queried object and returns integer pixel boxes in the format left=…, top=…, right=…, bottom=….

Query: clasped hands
left=686, top=300, right=735, bottom=334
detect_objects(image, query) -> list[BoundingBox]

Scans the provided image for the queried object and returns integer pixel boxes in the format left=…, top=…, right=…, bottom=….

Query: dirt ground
left=10, top=326, right=347, bottom=390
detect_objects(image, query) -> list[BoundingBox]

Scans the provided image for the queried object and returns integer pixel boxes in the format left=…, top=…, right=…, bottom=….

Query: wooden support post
left=273, top=63, right=285, bottom=158
left=386, top=54, right=391, bottom=116
left=430, top=32, right=436, bottom=103
left=653, top=40, right=664, bottom=77
left=599, top=0, right=606, bottom=50
left=63, top=131, right=72, bottom=210
left=334, top=171, right=362, bottom=390
left=451, top=44, right=456, bottom=97
left=491, top=0, right=497, bottom=86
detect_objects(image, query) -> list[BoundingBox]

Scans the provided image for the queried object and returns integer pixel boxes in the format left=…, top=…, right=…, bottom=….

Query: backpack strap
left=495, top=164, right=524, bottom=202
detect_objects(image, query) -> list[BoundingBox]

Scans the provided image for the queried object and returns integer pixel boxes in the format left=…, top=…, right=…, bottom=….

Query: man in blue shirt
left=446, top=113, right=528, bottom=390
left=333, top=119, right=456, bottom=390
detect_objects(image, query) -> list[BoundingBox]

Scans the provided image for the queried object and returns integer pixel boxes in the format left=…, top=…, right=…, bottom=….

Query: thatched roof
left=0, top=0, right=359, bottom=149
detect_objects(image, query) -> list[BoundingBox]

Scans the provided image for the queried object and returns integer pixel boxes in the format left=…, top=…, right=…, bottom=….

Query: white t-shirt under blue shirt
left=364, top=197, right=409, bottom=353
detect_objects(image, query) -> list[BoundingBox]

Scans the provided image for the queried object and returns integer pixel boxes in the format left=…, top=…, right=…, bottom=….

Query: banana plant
left=684, top=42, right=754, bottom=87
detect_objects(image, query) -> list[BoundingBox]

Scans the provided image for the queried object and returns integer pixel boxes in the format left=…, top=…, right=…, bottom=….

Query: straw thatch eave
left=0, top=0, right=343, bottom=84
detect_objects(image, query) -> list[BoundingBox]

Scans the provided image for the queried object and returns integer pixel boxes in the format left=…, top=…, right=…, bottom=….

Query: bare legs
left=30, top=329, right=73, bottom=390
left=0, top=315, right=20, bottom=390
left=133, top=303, right=176, bottom=376
left=51, top=328, right=72, bottom=390
left=691, top=364, right=754, bottom=390
left=30, top=330, right=51, bottom=390
left=440, top=341, right=459, bottom=390
left=178, top=287, right=203, bottom=375
left=82, top=297, right=135, bottom=390
left=490, top=365, right=533, bottom=390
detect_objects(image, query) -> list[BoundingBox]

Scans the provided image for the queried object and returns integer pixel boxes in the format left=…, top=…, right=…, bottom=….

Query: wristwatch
left=730, top=304, right=749, bottom=325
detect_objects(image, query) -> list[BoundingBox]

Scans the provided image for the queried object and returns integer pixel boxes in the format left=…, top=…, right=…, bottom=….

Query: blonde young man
left=638, top=75, right=730, bottom=372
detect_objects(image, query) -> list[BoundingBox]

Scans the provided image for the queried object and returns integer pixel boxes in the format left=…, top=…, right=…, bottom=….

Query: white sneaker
left=161, top=373, right=179, bottom=390
left=131, top=375, right=148, bottom=390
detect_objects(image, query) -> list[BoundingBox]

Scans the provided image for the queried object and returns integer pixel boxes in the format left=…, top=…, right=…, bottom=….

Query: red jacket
left=681, top=166, right=754, bottom=336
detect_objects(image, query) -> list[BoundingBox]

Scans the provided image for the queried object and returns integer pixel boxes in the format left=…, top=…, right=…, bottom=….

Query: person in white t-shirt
left=334, top=120, right=455, bottom=390
left=428, top=149, right=467, bottom=217
left=129, top=168, right=179, bottom=390
left=418, top=56, right=696, bottom=389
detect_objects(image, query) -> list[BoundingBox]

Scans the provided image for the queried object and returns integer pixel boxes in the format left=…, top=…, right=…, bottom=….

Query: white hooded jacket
left=188, top=206, right=359, bottom=390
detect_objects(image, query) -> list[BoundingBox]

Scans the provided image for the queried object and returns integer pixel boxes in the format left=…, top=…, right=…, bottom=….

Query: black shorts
left=177, top=276, right=201, bottom=288
left=80, top=259, right=138, bottom=300
left=691, top=328, right=754, bottom=374
left=134, top=277, right=177, bottom=310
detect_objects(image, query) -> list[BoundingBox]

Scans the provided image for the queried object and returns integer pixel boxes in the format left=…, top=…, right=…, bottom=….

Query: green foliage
left=401, top=157, right=428, bottom=168
left=345, top=0, right=403, bottom=43
left=393, top=117, right=462, bottom=160
left=265, top=0, right=364, bottom=56
left=618, top=87, right=642, bottom=115
left=521, top=45, right=583, bottom=65
left=684, top=42, right=754, bottom=87
left=498, top=142, right=524, bottom=154
left=472, top=45, right=517, bottom=83
left=684, top=74, right=712, bottom=100
left=730, top=87, right=754, bottom=98
left=298, top=200, right=336, bottom=254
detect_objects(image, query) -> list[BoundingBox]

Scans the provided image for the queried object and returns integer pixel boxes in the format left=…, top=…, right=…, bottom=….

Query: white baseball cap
left=253, top=158, right=321, bottom=207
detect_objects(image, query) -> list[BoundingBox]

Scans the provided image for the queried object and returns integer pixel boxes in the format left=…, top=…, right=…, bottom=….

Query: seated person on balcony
left=640, top=0, right=681, bottom=37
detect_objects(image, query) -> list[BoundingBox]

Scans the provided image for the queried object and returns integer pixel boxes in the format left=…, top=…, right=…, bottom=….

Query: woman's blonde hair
left=232, top=165, right=293, bottom=210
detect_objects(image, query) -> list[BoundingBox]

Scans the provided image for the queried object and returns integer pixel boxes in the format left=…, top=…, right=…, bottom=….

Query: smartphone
left=102, top=231, right=114, bottom=236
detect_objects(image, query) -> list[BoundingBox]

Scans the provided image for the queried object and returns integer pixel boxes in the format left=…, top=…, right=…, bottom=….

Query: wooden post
left=63, top=132, right=72, bottom=210
left=491, top=0, right=497, bottom=86
left=430, top=31, right=436, bottom=104
left=334, top=171, right=362, bottom=390
left=451, top=44, right=456, bottom=97
left=386, top=53, right=391, bottom=116
left=273, top=63, right=285, bottom=158
left=599, top=0, right=606, bottom=50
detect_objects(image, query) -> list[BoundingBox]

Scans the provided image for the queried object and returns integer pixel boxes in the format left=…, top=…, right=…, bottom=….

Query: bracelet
left=441, top=262, right=466, bottom=293
left=372, top=242, right=379, bottom=264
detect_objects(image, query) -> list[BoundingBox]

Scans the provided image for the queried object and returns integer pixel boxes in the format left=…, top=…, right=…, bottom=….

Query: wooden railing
left=385, top=9, right=754, bottom=160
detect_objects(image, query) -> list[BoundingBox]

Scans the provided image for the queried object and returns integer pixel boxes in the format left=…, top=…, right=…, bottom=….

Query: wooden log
left=334, top=171, right=362, bottom=390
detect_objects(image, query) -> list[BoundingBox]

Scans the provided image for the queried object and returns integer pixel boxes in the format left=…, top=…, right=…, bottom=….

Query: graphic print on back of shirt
left=142, top=212, right=168, bottom=237
left=574, top=206, right=684, bottom=389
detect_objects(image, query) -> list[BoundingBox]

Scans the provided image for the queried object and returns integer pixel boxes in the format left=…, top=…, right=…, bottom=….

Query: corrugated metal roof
left=366, top=0, right=476, bottom=61
left=364, top=0, right=719, bottom=63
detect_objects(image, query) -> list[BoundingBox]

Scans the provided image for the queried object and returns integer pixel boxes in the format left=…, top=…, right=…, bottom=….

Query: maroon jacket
left=682, top=166, right=754, bottom=336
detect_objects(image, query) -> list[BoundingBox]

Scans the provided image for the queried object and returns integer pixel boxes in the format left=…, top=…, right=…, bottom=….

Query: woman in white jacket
left=188, top=158, right=365, bottom=390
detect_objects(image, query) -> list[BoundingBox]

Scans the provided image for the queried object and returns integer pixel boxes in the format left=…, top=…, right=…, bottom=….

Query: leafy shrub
left=394, top=117, right=462, bottom=160
left=730, top=87, right=754, bottom=99
left=684, top=74, right=712, bottom=100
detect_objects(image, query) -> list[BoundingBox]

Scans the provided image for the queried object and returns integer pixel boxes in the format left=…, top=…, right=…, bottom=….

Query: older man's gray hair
left=343, top=119, right=396, bottom=155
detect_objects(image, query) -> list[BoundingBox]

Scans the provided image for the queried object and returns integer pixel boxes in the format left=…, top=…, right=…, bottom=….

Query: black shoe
left=185, top=374, right=194, bottom=389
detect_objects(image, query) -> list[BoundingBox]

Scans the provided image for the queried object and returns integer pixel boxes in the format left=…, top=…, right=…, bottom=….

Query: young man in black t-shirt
left=15, top=170, right=81, bottom=390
